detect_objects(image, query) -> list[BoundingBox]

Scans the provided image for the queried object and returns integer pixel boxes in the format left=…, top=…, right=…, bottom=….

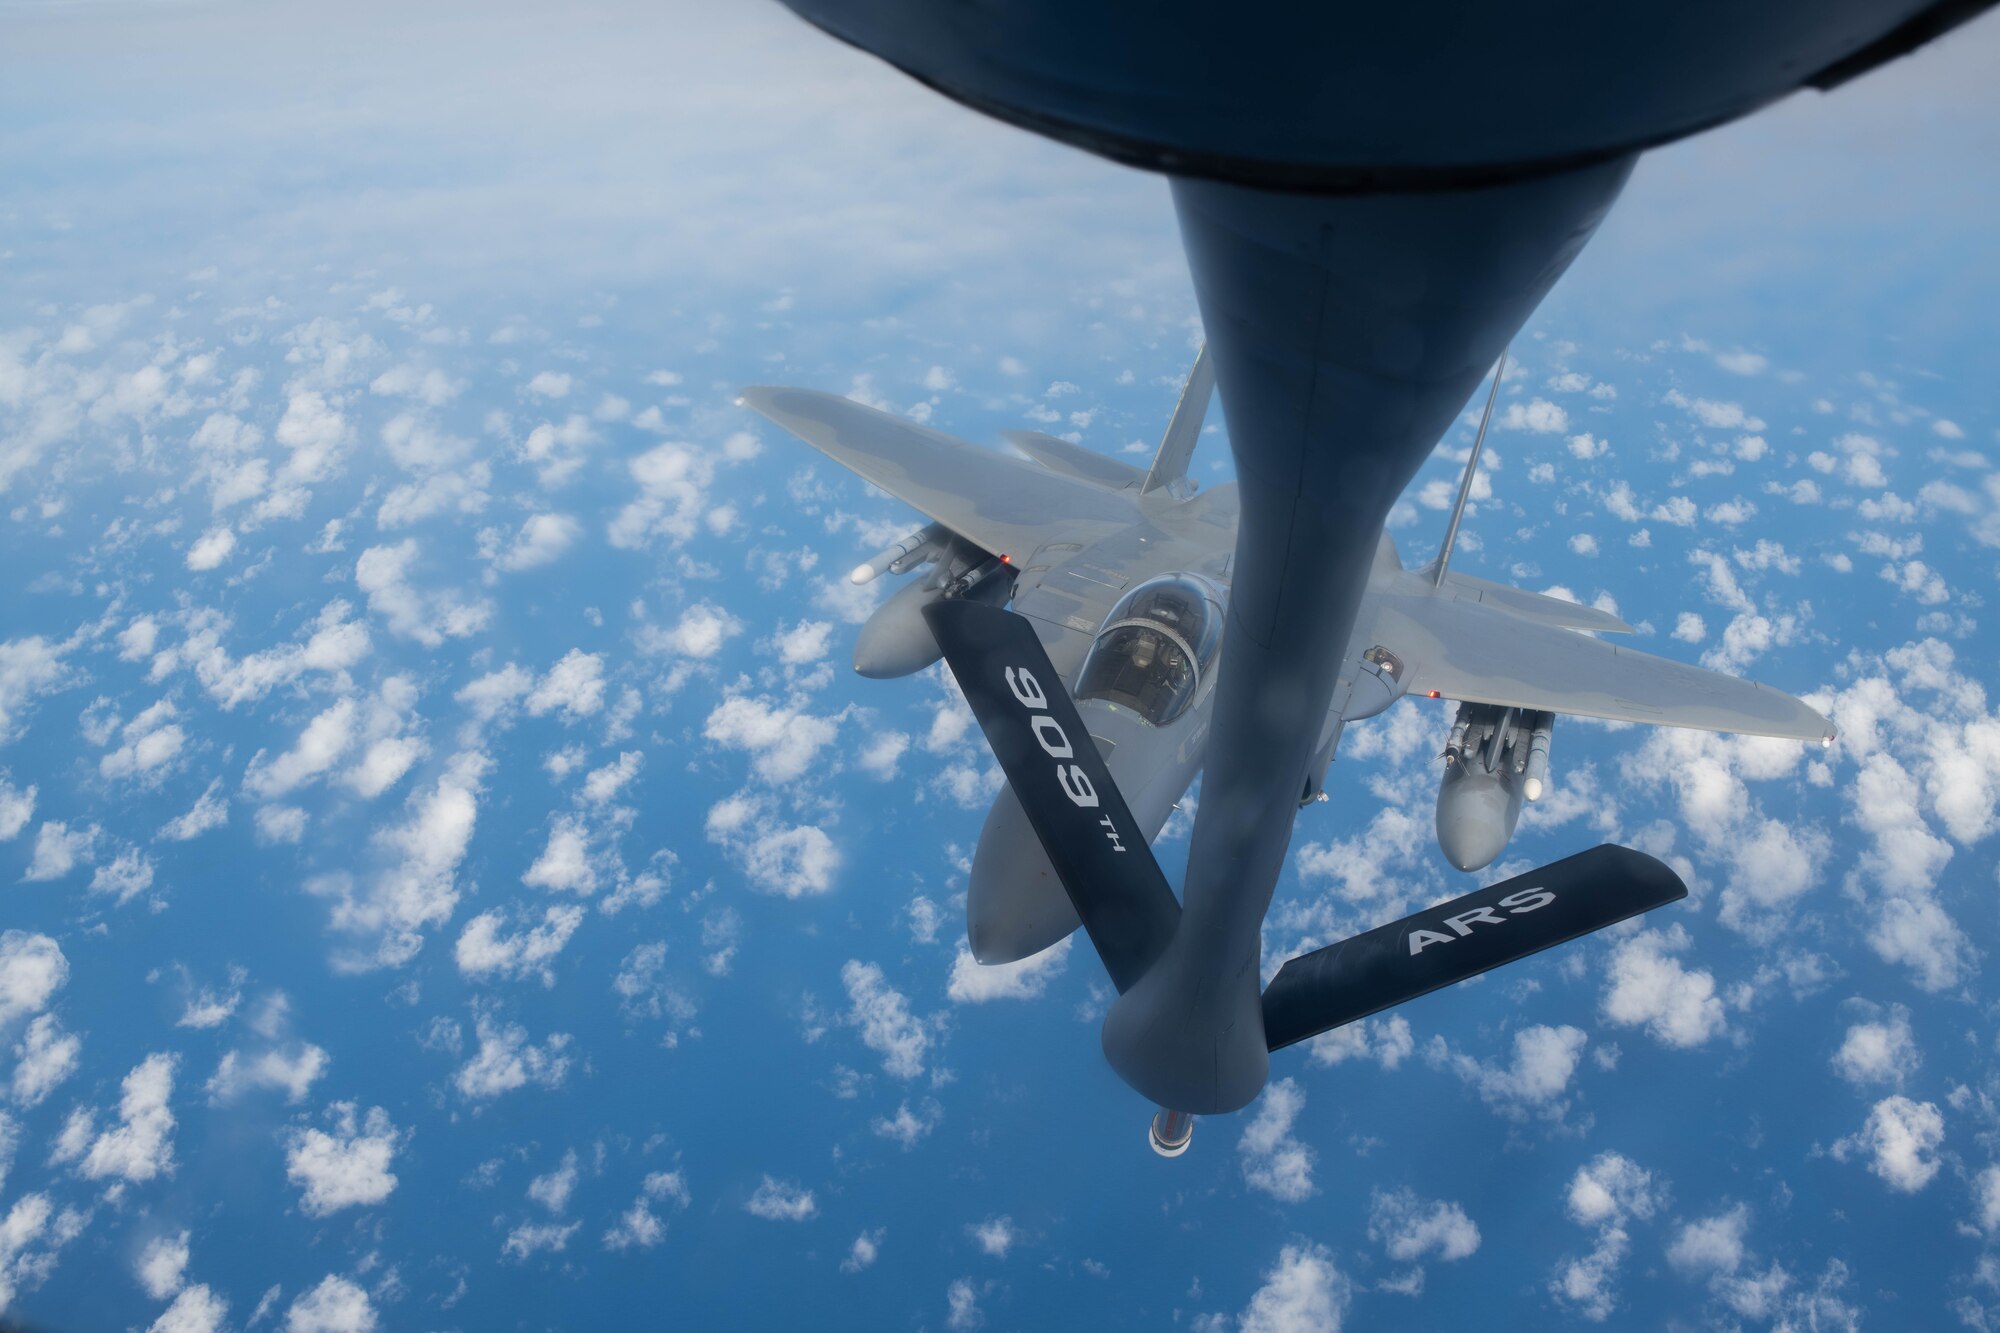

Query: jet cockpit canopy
left=1074, top=574, right=1224, bottom=727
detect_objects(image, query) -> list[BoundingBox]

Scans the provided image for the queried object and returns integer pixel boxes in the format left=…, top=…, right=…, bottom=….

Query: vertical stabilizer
left=1141, top=344, right=1215, bottom=495
left=1432, top=347, right=1508, bottom=588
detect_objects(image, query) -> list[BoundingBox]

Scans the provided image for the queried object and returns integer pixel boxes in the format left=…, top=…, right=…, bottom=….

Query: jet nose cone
left=967, top=786, right=1081, bottom=964
left=1437, top=824, right=1504, bottom=874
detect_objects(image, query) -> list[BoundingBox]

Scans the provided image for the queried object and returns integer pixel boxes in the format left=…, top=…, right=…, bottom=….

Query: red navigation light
left=1000, top=553, right=1012, bottom=564
left=1428, top=690, right=1441, bottom=699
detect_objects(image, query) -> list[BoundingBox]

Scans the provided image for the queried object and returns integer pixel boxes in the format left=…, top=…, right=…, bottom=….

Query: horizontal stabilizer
left=924, top=598, right=1181, bottom=992
left=1261, top=844, right=1685, bottom=1052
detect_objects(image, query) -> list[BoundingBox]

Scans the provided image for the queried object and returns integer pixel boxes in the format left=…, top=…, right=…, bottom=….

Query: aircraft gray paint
left=754, top=0, right=1989, bottom=1144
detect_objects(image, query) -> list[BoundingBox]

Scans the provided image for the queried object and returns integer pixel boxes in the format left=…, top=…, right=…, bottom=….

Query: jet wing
left=1376, top=592, right=1834, bottom=741
left=1433, top=571, right=1634, bottom=635
left=740, top=386, right=1142, bottom=559
left=1001, top=430, right=1146, bottom=490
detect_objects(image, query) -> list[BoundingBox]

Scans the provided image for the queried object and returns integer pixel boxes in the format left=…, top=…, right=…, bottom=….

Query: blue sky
left=1, top=4, right=1999, bottom=1331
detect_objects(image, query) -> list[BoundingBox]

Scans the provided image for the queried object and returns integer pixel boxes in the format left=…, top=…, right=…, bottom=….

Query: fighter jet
left=749, top=0, right=1988, bottom=1147
left=741, top=345, right=1832, bottom=1151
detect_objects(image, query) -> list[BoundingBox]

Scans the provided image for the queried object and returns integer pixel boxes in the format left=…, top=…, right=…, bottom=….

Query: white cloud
left=640, top=602, right=744, bottom=659
left=525, top=371, right=572, bottom=398
left=1663, top=389, right=1764, bottom=432
left=285, top=1103, right=399, bottom=1215
left=1499, top=399, right=1568, bottom=433
left=1549, top=1151, right=1660, bottom=1323
left=0, top=930, right=67, bottom=1025
left=608, top=442, right=720, bottom=548
left=1238, top=1242, right=1348, bottom=1333
left=857, top=730, right=910, bottom=780
left=206, top=1041, right=329, bottom=1105
left=370, top=364, right=459, bottom=406
left=841, top=1229, right=885, bottom=1273
left=344, top=734, right=425, bottom=800
left=255, top=805, right=308, bottom=845
left=1429, top=1024, right=1588, bottom=1120
left=602, top=1171, right=690, bottom=1251
left=1600, top=925, right=1728, bottom=1048
left=164, top=601, right=371, bottom=712
left=486, top=512, right=581, bottom=573
left=273, top=389, right=348, bottom=488
left=97, top=700, right=187, bottom=783
left=1567, top=1152, right=1662, bottom=1228
left=525, top=649, right=606, bottom=721
left=0, top=773, right=33, bottom=841
left=502, top=1220, right=581, bottom=1260
left=946, top=1277, right=983, bottom=1331
left=1666, top=1204, right=1748, bottom=1277
left=968, top=1216, right=1015, bottom=1259
left=355, top=540, right=490, bottom=647
left=136, top=1230, right=190, bottom=1300
left=1239, top=1078, right=1315, bottom=1203
left=946, top=938, right=1071, bottom=1003
left=309, top=751, right=486, bottom=969
left=455, top=905, right=585, bottom=985
left=519, top=413, right=597, bottom=488
left=769, top=620, right=833, bottom=666
left=580, top=750, right=643, bottom=805
left=1307, top=1015, right=1414, bottom=1070
left=55, top=1052, right=177, bottom=1183
left=1368, top=1188, right=1480, bottom=1264
left=523, top=815, right=598, bottom=894
left=245, top=698, right=357, bottom=800
left=703, top=693, right=842, bottom=783
left=527, top=1150, right=578, bottom=1214
left=872, top=1099, right=942, bottom=1149
left=11, top=1015, right=82, bottom=1107
left=842, top=960, right=929, bottom=1079
left=705, top=792, right=839, bottom=897
left=23, top=820, right=95, bottom=882
left=453, top=1011, right=572, bottom=1099
left=1976, top=1166, right=2000, bottom=1236
left=1831, top=1095, right=1944, bottom=1192
left=150, top=1284, right=228, bottom=1333
left=455, top=663, right=535, bottom=724
left=159, top=780, right=227, bottom=841
left=284, top=1274, right=377, bottom=1333
left=184, top=527, right=237, bottom=571
left=744, top=1175, right=817, bottom=1222
left=1831, top=1006, right=1920, bottom=1088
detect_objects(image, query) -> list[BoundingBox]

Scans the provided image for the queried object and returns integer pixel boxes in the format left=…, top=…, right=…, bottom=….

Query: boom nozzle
left=1149, top=1108, right=1194, bottom=1158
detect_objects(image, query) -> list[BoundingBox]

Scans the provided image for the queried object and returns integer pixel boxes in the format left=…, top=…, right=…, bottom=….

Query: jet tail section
left=923, top=598, right=1181, bottom=992
left=1141, top=344, right=1215, bottom=496
left=1261, top=844, right=1685, bottom=1051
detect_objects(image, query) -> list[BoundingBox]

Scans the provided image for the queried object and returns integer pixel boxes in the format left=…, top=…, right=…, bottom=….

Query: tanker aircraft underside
left=742, top=351, right=1834, bottom=1153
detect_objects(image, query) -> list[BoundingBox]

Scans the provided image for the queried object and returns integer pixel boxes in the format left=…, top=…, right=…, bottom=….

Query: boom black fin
left=923, top=598, right=1180, bottom=992
left=1261, top=844, right=1686, bottom=1051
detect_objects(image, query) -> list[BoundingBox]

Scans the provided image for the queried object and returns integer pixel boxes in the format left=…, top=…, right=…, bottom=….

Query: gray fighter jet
left=741, top=346, right=1831, bottom=1146
left=748, top=0, right=1988, bottom=1150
